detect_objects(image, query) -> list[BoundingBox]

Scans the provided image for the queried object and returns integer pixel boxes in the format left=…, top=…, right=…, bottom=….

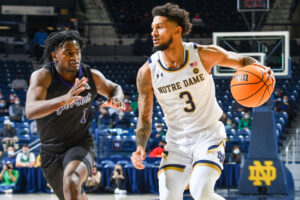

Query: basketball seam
left=257, top=82, right=274, bottom=106
left=236, top=68, right=269, bottom=89
left=237, top=83, right=265, bottom=102
left=232, top=67, right=272, bottom=104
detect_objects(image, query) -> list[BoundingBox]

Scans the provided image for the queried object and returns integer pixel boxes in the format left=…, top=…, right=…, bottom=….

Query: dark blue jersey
left=36, top=63, right=98, bottom=154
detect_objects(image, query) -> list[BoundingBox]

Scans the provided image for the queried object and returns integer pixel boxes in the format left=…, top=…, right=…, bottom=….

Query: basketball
left=230, top=64, right=275, bottom=107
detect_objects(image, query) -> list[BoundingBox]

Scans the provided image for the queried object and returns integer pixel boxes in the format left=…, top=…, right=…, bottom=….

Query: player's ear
left=175, top=26, right=182, bottom=36
left=51, top=51, right=57, bottom=64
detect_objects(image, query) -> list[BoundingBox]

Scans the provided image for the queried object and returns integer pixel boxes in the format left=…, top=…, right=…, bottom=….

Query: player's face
left=151, top=16, right=177, bottom=51
left=52, top=40, right=81, bottom=73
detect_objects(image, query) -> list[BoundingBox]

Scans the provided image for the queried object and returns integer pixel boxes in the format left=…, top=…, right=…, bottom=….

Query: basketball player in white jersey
left=131, top=3, right=275, bottom=200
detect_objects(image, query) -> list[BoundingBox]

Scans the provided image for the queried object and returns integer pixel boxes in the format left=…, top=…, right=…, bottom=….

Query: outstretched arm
left=131, top=62, right=154, bottom=169
left=25, top=68, right=87, bottom=119
left=91, top=69, right=125, bottom=110
left=198, top=45, right=275, bottom=82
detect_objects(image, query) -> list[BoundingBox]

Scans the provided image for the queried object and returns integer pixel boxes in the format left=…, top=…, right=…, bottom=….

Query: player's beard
left=152, top=37, right=173, bottom=52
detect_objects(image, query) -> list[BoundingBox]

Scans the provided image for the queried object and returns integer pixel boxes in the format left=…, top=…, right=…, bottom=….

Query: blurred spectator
left=35, top=154, right=41, bottom=167
left=232, top=101, right=251, bottom=113
left=149, top=140, right=166, bottom=158
left=33, top=28, right=48, bottom=61
left=129, top=95, right=138, bottom=113
left=15, top=144, right=36, bottom=168
left=191, top=13, right=204, bottom=36
left=0, top=145, right=2, bottom=161
left=30, top=121, right=38, bottom=135
left=2, top=146, right=16, bottom=167
left=8, top=93, right=15, bottom=106
left=0, top=160, right=19, bottom=193
left=113, top=111, right=130, bottom=129
left=0, top=99, right=9, bottom=116
left=238, top=112, right=252, bottom=131
left=110, top=164, right=127, bottom=194
left=276, top=95, right=291, bottom=113
left=0, top=91, right=4, bottom=100
left=97, top=107, right=112, bottom=129
left=225, top=118, right=235, bottom=130
left=230, top=145, right=243, bottom=164
left=123, top=94, right=131, bottom=112
left=69, top=17, right=78, bottom=30
left=0, top=120, right=18, bottom=151
left=8, top=97, right=24, bottom=122
left=83, top=165, right=103, bottom=193
left=11, top=73, right=28, bottom=90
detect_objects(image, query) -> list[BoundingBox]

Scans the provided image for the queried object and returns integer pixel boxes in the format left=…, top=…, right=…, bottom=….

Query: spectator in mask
left=2, top=146, right=16, bottom=167
left=0, top=120, right=18, bottom=151
left=230, top=145, right=242, bottom=164
left=114, top=111, right=130, bottom=129
left=149, top=140, right=166, bottom=158
left=15, top=144, right=36, bottom=167
left=8, top=97, right=24, bottom=122
left=225, top=118, right=235, bottom=130
left=238, top=112, right=252, bottom=131
left=0, top=99, right=8, bottom=116
left=0, top=160, right=19, bottom=193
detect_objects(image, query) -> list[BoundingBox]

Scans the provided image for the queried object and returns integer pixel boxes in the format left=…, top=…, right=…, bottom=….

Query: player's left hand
left=101, top=98, right=126, bottom=111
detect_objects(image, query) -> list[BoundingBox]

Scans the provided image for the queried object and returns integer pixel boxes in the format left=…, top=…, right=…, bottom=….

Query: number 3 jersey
left=36, top=64, right=98, bottom=154
left=148, top=42, right=223, bottom=146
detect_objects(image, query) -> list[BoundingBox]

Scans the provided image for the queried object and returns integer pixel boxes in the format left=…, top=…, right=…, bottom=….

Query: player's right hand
left=63, top=77, right=87, bottom=105
left=131, top=146, right=146, bottom=170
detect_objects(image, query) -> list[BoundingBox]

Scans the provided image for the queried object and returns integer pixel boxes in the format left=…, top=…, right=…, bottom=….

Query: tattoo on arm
left=136, top=70, right=153, bottom=149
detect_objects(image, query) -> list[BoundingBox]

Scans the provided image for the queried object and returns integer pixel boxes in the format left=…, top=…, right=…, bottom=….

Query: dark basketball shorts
left=40, top=146, right=94, bottom=200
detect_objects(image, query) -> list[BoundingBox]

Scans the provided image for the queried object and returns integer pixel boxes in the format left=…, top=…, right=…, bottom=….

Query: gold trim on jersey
left=193, top=163, right=222, bottom=174
left=157, top=50, right=189, bottom=72
left=157, top=164, right=185, bottom=177
left=206, top=140, right=225, bottom=155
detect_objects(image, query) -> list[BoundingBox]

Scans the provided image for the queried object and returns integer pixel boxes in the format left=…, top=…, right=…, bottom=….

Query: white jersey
left=148, top=42, right=223, bottom=147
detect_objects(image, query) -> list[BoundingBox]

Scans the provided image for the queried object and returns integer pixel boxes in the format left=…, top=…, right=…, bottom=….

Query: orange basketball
left=230, top=64, right=275, bottom=107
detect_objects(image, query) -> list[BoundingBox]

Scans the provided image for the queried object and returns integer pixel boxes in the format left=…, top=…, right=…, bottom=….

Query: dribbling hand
left=131, top=146, right=146, bottom=170
left=63, top=77, right=87, bottom=105
left=253, top=63, right=276, bottom=86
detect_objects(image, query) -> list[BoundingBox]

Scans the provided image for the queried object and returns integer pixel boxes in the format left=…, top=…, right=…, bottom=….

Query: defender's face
left=151, top=16, right=176, bottom=49
left=52, top=40, right=81, bottom=73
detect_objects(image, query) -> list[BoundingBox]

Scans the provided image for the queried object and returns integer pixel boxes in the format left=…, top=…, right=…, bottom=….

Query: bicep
left=199, top=45, right=244, bottom=70
left=137, top=64, right=154, bottom=120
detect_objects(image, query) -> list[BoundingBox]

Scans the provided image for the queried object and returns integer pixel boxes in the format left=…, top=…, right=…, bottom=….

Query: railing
left=285, top=128, right=300, bottom=165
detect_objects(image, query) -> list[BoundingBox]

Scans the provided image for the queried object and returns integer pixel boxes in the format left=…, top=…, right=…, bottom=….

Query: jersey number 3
left=179, top=91, right=196, bottom=112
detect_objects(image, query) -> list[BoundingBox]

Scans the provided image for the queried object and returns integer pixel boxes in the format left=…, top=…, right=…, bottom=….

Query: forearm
left=109, top=84, right=124, bottom=99
left=26, top=97, right=66, bottom=119
left=136, top=118, right=152, bottom=149
left=242, top=56, right=259, bottom=66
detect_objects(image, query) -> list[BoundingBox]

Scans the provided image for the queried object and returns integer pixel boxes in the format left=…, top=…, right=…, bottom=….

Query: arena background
left=0, top=0, right=300, bottom=199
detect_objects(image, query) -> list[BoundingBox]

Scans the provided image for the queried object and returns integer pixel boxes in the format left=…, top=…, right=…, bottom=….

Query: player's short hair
left=152, top=3, right=192, bottom=35
left=42, top=30, right=86, bottom=63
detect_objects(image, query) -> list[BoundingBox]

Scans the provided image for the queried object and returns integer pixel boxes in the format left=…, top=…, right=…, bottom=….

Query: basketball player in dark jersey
left=25, top=30, right=125, bottom=200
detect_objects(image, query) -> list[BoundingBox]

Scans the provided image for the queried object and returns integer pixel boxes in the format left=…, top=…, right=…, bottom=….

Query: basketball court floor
left=0, top=189, right=299, bottom=200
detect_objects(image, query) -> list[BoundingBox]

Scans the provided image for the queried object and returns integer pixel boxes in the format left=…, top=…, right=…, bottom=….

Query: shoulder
left=137, top=62, right=151, bottom=80
left=30, top=66, right=52, bottom=87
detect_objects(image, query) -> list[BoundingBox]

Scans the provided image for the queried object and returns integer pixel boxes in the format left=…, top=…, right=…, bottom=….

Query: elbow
left=25, top=111, right=34, bottom=120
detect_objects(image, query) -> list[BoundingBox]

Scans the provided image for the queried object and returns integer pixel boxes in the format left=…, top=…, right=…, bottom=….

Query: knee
left=63, top=172, right=81, bottom=196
